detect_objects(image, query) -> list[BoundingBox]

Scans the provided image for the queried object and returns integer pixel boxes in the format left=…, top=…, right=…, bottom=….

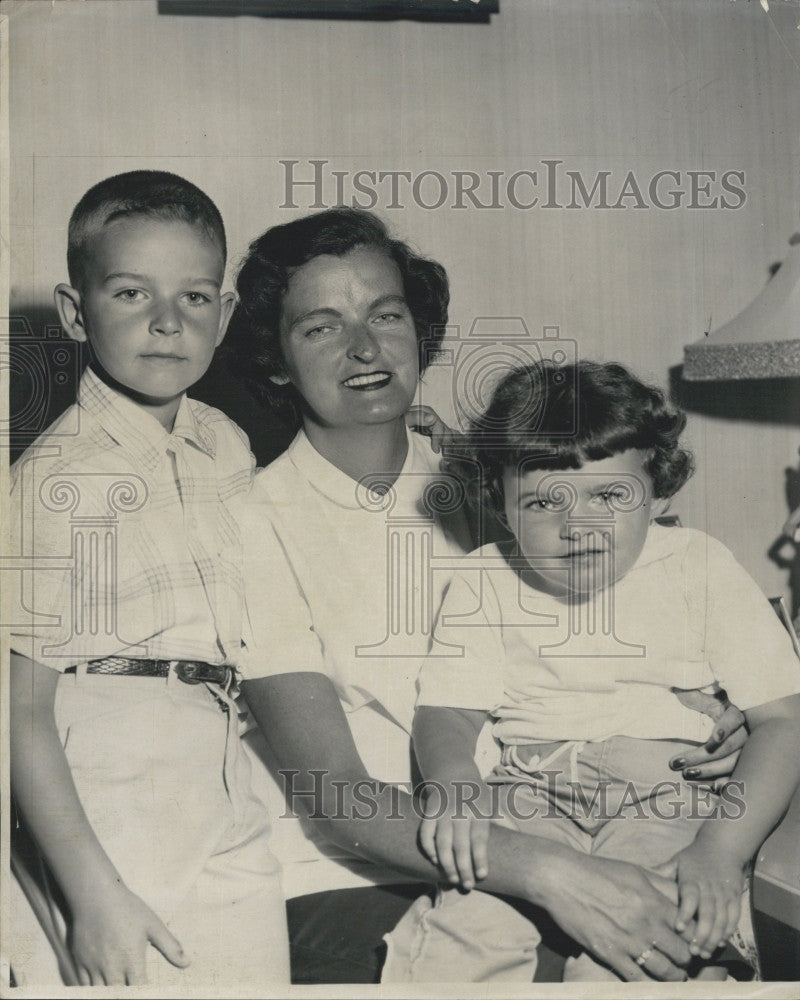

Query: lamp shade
left=683, top=241, right=800, bottom=380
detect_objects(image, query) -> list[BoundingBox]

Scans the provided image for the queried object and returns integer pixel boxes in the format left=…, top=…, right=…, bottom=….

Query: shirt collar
left=286, top=426, right=433, bottom=510
left=78, top=367, right=215, bottom=469
left=171, top=397, right=216, bottom=457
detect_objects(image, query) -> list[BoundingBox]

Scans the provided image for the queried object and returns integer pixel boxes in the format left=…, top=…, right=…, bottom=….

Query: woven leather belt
left=65, top=657, right=231, bottom=686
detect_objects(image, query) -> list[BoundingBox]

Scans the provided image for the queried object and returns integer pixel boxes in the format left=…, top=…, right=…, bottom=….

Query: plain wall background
left=6, top=0, right=800, bottom=604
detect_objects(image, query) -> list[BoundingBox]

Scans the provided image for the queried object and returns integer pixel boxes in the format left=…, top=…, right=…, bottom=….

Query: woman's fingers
left=609, top=957, right=650, bottom=982
left=639, top=947, right=689, bottom=982
left=126, top=962, right=146, bottom=987
left=703, top=704, right=747, bottom=754
left=643, top=871, right=679, bottom=906
left=677, top=727, right=746, bottom=783
left=671, top=714, right=746, bottom=782
left=76, top=959, right=120, bottom=986
left=682, top=757, right=741, bottom=783
left=614, top=949, right=686, bottom=983
left=593, top=941, right=686, bottom=983
left=404, top=406, right=449, bottom=453
left=669, top=691, right=747, bottom=776
left=548, top=853, right=692, bottom=979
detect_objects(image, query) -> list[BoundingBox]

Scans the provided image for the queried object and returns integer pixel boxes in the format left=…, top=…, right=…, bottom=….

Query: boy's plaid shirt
left=8, top=367, right=255, bottom=670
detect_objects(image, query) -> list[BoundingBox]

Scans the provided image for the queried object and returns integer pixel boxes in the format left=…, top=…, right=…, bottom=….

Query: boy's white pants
left=8, top=668, right=289, bottom=993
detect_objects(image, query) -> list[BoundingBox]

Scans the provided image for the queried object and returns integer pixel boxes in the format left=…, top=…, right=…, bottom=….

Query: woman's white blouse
left=239, top=428, right=472, bottom=895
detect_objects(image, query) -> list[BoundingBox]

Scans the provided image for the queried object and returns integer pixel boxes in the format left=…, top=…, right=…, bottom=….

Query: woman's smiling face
left=274, top=246, right=420, bottom=431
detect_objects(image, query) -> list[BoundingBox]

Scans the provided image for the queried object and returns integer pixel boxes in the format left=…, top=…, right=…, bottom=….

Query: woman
left=226, top=208, right=746, bottom=984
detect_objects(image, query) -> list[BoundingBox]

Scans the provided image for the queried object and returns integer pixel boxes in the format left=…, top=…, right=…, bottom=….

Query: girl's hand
left=405, top=405, right=458, bottom=455
left=673, top=843, right=744, bottom=959
left=419, top=785, right=493, bottom=890
left=70, top=882, right=188, bottom=986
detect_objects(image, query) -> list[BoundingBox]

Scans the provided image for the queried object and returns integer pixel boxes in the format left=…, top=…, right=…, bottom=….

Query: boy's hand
left=672, top=842, right=744, bottom=959
left=405, top=405, right=458, bottom=455
left=71, top=882, right=188, bottom=985
left=419, top=785, right=493, bottom=890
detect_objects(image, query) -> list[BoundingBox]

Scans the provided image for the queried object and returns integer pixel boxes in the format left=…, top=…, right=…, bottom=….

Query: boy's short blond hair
left=67, top=170, right=226, bottom=290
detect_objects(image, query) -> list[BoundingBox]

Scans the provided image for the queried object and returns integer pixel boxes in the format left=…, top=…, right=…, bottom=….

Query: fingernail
left=675, top=920, right=685, bottom=932
left=684, top=768, right=700, bottom=779
left=669, top=757, right=686, bottom=771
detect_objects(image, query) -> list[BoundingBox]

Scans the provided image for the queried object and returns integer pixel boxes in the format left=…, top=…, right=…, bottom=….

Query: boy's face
left=503, top=449, right=657, bottom=599
left=61, top=215, right=232, bottom=427
left=273, top=245, right=420, bottom=431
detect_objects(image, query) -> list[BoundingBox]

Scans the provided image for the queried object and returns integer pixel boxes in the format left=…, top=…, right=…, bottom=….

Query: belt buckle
left=175, top=661, right=217, bottom=685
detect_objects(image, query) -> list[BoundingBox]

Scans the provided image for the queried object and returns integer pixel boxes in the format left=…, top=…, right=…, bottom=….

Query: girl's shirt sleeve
left=698, top=532, right=800, bottom=711
left=415, top=561, right=507, bottom=712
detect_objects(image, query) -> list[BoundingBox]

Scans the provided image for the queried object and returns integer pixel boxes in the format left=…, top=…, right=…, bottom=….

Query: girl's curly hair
left=223, top=208, right=450, bottom=426
left=462, top=359, right=694, bottom=512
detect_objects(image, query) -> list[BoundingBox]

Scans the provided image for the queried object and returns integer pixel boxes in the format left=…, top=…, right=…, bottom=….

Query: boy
left=8, top=171, right=289, bottom=989
left=383, top=360, right=800, bottom=983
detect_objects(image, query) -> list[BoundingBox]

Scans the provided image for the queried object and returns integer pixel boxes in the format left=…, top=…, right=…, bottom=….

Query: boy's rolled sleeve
left=416, top=568, right=506, bottom=712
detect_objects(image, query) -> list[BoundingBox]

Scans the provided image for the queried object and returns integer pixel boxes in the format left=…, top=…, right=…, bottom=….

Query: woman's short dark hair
left=224, top=208, right=450, bottom=419
left=468, top=360, right=694, bottom=510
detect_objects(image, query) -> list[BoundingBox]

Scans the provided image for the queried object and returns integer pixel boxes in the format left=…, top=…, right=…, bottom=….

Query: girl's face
left=502, top=449, right=659, bottom=598
left=273, top=246, right=420, bottom=432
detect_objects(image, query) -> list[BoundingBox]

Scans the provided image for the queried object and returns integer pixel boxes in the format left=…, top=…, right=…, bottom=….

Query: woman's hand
left=404, top=405, right=458, bottom=455
left=70, top=882, right=188, bottom=986
left=536, top=847, right=693, bottom=982
left=670, top=688, right=748, bottom=783
left=245, top=673, right=698, bottom=983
